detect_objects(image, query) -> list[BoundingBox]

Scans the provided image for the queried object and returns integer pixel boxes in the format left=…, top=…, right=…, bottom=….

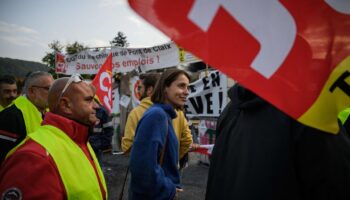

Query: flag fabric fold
left=128, top=0, right=350, bottom=133
left=91, top=53, right=113, bottom=113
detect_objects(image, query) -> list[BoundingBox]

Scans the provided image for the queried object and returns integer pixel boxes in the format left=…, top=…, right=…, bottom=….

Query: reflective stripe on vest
left=14, top=96, right=42, bottom=134
left=339, top=108, right=350, bottom=125
left=29, top=125, right=107, bottom=199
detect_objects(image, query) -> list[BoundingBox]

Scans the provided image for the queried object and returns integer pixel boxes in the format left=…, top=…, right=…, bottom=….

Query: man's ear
left=26, top=86, right=36, bottom=101
left=57, top=97, right=73, bottom=114
left=27, top=86, right=34, bottom=96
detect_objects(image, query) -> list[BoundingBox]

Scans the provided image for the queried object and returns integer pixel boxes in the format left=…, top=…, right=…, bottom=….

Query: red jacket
left=0, top=112, right=107, bottom=199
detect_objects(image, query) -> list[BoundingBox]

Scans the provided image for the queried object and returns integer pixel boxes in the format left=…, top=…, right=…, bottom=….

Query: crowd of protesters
left=1, top=70, right=350, bottom=200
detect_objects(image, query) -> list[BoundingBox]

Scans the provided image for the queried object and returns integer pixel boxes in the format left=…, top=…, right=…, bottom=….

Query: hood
left=229, top=84, right=267, bottom=111
left=153, top=103, right=177, bottom=119
left=139, top=97, right=154, bottom=109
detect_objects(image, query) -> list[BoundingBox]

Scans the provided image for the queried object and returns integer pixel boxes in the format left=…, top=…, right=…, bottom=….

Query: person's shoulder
left=0, top=103, right=23, bottom=119
left=130, top=97, right=152, bottom=111
left=132, top=104, right=148, bottom=113
left=12, top=139, right=48, bottom=158
left=12, top=96, right=29, bottom=106
left=175, top=109, right=186, bottom=117
left=148, top=104, right=166, bottom=113
left=175, top=108, right=183, bottom=114
left=1, top=96, right=29, bottom=114
left=128, top=104, right=148, bottom=120
left=143, top=105, right=167, bottom=119
left=0, top=139, right=60, bottom=199
left=2, top=139, right=51, bottom=169
left=0, top=103, right=20, bottom=113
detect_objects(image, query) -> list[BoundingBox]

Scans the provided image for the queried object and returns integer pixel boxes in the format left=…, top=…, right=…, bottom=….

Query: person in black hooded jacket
left=205, top=84, right=350, bottom=200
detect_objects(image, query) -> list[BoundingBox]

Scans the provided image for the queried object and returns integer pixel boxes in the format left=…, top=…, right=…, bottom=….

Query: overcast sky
left=0, top=0, right=170, bottom=62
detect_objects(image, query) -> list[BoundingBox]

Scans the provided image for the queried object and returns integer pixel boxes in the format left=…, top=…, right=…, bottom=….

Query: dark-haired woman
left=129, top=69, right=190, bottom=200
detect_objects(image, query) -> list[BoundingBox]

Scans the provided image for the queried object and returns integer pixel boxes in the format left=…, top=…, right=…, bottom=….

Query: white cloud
left=0, top=21, right=45, bottom=48
left=98, top=0, right=126, bottom=7
left=0, top=21, right=37, bottom=34
left=0, top=35, right=36, bottom=47
left=127, top=15, right=144, bottom=27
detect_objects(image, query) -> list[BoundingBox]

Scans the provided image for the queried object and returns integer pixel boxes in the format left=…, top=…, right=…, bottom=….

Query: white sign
left=119, top=95, right=131, bottom=108
left=111, top=88, right=120, bottom=114
left=185, top=71, right=227, bottom=117
left=56, top=42, right=180, bottom=74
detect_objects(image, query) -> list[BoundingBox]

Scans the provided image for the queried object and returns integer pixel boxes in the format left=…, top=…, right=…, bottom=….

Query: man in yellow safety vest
left=0, top=71, right=54, bottom=163
left=0, top=74, right=107, bottom=199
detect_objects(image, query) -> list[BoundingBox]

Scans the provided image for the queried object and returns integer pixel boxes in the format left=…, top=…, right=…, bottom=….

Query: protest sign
left=55, top=42, right=179, bottom=74
left=185, top=71, right=227, bottom=117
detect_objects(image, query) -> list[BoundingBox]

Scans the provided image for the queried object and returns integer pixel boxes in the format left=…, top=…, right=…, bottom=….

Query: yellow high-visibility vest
left=14, top=96, right=42, bottom=134
left=23, top=125, right=107, bottom=199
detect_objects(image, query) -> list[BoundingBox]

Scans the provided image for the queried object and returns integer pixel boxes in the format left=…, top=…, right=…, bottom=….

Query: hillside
left=0, top=57, right=50, bottom=78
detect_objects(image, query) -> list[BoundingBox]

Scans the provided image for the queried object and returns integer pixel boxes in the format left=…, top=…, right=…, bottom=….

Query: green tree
left=42, top=40, right=64, bottom=77
left=66, top=41, right=87, bottom=55
left=66, top=42, right=93, bottom=79
left=110, top=31, right=129, bottom=47
left=42, top=40, right=64, bottom=69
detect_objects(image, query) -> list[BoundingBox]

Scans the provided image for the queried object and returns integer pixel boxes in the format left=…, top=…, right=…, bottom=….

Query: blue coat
left=129, top=103, right=180, bottom=200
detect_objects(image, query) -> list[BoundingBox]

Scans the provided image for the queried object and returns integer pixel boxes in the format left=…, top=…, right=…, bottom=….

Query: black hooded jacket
left=206, top=85, right=350, bottom=200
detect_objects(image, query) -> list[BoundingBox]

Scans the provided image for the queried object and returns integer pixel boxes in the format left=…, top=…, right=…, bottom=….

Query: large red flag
left=92, top=53, right=113, bottom=113
left=129, top=0, right=350, bottom=133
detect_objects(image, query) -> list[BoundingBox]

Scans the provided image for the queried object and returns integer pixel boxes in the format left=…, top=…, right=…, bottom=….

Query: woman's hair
left=151, top=69, right=190, bottom=104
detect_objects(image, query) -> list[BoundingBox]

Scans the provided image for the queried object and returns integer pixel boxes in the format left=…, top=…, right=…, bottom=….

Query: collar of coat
left=42, top=112, right=90, bottom=145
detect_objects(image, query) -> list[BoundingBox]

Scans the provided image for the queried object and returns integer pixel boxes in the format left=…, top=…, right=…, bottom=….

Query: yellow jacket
left=122, top=97, right=193, bottom=159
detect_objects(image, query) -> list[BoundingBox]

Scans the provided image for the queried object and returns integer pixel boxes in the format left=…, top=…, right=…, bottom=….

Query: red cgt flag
left=129, top=0, right=350, bottom=133
left=92, top=53, right=113, bottom=113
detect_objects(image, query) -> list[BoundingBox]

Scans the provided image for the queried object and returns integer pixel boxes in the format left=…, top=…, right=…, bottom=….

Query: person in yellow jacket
left=0, top=74, right=107, bottom=199
left=122, top=73, right=194, bottom=159
left=0, top=71, right=54, bottom=164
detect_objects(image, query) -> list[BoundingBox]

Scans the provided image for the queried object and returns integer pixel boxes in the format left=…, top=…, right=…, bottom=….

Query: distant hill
left=0, top=57, right=50, bottom=78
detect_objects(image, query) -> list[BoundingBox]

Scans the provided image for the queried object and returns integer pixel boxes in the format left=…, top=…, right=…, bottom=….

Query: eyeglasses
left=54, top=74, right=83, bottom=110
left=57, top=73, right=83, bottom=101
left=32, top=85, right=50, bottom=91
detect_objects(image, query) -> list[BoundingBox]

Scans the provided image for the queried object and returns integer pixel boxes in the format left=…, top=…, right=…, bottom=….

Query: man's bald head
left=48, top=77, right=99, bottom=126
left=48, top=77, right=69, bottom=112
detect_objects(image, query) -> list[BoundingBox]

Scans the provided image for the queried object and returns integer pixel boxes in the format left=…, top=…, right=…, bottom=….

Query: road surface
left=102, top=152, right=209, bottom=200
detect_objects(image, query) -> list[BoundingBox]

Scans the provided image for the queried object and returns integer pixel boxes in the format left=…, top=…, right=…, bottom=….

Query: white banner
left=185, top=71, right=227, bottom=117
left=56, top=42, right=182, bottom=74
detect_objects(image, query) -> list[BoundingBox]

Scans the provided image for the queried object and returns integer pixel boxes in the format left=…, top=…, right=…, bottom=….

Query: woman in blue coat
left=129, top=69, right=190, bottom=200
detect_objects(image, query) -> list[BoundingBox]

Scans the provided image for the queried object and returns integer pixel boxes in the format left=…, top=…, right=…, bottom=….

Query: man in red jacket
left=0, top=74, right=107, bottom=199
